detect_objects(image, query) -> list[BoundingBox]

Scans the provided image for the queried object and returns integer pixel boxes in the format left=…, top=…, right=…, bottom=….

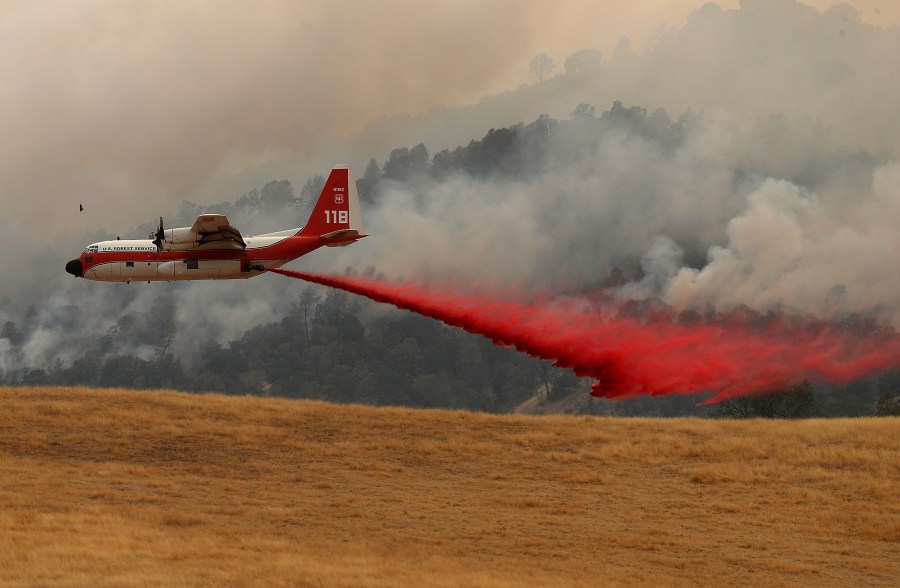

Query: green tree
left=62, top=352, right=103, bottom=386
left=293, top=288, right=322, bottom=347
left=382, top=144, right=429, bottom=181
left=875, top=371, right=900, bottom=416
left=412, top=373, right=458, bottom=408
left=260, top=179, right=294, bottom=208
left=21, top=369, right=49, bottom=386
left=563, top=49, right=601, bottom=76
left=529, top=53, right=556, bottom=82
left=714, top=381, right=817, bottom=419
left=99, top=355, right=151, bottom=388
left=1, top=321, right=22, bottom=345
left=298, top=174, right=326, bottom=207
left=571, top=103, right=596, bottom=121
left=550, top=369, right=580, bottom=399
left=357, top=158, right=381, bottom=204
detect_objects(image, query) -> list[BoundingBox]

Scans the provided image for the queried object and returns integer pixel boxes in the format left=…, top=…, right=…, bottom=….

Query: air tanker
left=65, top=165, right=365, bottom=282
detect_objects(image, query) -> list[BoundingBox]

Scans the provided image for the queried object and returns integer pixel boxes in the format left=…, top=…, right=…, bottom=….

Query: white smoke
left=665, top=166, right=900, bottom=325
left=324, top=108, right=899, bottom=329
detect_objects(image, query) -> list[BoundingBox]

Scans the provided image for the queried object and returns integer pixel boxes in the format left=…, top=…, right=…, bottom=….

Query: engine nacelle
left=164, top=227, right=200, bottom=244
left=162, top=241, right=202, bottom=252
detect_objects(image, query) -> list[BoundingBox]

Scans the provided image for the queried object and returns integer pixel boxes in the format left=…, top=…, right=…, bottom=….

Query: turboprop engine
left=150, top=216, right=202, bottom=252
left=160, top=227, right=201, bottom=251
left=164, top=227, right=199, bottom=243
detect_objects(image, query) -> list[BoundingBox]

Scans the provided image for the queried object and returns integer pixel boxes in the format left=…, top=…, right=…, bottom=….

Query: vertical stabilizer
left=299, top=165, right=365, bottom=243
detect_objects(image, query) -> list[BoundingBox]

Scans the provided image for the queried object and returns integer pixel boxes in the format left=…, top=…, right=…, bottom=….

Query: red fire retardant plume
left=268, top=268, right=900, bottom=403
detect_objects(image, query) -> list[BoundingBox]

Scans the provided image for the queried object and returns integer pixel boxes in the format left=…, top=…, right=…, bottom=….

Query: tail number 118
left=325, top=210, right=349, bottom=224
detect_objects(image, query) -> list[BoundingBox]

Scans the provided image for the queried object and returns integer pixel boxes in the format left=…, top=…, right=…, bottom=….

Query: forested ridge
left=2, top=101, right=898, bottom=416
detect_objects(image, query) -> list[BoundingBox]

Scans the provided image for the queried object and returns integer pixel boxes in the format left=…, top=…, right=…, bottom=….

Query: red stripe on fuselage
left=79, top=236, right=325, bottom=272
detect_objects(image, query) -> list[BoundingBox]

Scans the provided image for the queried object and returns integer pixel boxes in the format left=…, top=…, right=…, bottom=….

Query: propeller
left=152, top=216, right=164, bottom=254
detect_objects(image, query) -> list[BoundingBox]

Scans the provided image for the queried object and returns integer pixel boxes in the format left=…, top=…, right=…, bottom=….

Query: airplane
left=65, top=165, right=365, bottom=282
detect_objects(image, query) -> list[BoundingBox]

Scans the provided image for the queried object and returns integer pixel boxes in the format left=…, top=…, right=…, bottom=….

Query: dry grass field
left=0, top=386, right=897, bottom=587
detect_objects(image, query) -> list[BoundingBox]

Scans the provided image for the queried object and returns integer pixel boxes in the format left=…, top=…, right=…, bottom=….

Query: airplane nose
left=65, top=259, right=82, bottom=277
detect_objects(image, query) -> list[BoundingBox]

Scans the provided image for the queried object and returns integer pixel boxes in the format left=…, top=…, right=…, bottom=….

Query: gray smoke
left=665, top=169, right=900, bottom=326
left=328, top=112, right=899, bottom=329
left=2, top=0, right=899, bottom=375
left=325, top=0, right=900, bottom=329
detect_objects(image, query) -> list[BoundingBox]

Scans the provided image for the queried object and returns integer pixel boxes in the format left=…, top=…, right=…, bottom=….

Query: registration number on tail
left=325, top=210, right=349, bottom=224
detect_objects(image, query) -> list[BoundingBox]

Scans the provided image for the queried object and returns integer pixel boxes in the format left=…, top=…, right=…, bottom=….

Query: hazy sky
left=2, top=0, right=898, bottom=233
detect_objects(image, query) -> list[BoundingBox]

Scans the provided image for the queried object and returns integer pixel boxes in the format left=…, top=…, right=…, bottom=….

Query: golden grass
left=0, top=386, right=897, bottom=587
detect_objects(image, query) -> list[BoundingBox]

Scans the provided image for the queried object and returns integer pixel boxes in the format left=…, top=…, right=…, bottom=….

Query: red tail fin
left=299, top=165, right=365, bottom=241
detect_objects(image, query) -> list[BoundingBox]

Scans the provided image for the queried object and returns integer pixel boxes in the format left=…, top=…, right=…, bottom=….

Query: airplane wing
left=189, top=214, right=246, bottom=250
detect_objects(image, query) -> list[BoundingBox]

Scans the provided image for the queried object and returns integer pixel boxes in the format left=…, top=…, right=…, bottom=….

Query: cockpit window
left=84, top=245, right=99, bottom=254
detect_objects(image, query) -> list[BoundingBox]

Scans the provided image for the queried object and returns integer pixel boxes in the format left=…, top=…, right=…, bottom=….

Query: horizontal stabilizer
left=321, top=229, right=367, bottom=247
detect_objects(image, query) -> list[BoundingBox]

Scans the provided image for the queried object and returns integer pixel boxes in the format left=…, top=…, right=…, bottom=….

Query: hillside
left=0, top=387, right=897, bottom=587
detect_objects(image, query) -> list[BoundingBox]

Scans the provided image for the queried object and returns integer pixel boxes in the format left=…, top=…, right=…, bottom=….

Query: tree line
left=1, top=101, right=897, bottom=416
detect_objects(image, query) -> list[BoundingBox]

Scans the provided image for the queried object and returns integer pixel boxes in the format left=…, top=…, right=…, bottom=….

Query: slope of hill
left=0, top=386, right=897, bottom=586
